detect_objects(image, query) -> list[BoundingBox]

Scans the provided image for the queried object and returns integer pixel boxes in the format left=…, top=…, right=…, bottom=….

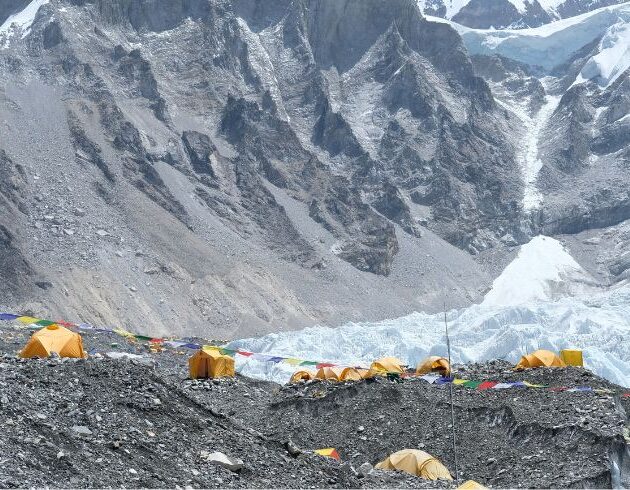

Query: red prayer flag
left=316, top=362, right=336, bottom=369
left=477, top=381, right=498, bottom=390
left=237, top=351, right=253, bottom=357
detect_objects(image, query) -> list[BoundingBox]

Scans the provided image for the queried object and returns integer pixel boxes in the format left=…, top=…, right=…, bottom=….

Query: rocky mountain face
left=0, top=0, right=628, bottom=337
left=0, top=0, right=525, bottom=336
left=417, top=0, right=628, bottom=28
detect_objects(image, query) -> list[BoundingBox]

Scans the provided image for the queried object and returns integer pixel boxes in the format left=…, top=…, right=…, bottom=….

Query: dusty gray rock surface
left=1, top=322, right=628, bottom=488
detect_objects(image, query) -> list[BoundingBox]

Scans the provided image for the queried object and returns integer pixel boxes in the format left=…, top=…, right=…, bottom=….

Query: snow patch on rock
left=0, top=0, right=49, bottom=48
left=578, top=20, right=630, bottom=87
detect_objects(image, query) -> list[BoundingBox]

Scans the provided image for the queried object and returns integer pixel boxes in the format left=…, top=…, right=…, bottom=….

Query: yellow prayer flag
left=17, top=316, right=39, bottom=325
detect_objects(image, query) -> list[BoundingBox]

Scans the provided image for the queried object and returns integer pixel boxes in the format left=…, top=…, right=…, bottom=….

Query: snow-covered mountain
left=417, top=0, right=628, bottom=28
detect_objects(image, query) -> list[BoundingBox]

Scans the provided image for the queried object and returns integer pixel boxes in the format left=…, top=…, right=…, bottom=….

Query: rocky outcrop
left=181, top=131, right=217, bottom=178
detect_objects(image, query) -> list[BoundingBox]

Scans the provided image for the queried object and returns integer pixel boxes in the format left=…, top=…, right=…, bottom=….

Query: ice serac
left=481, top=235, right=597, bottom=306
left=454, top=3, right=630, bottom=71
left=230, top=235, right=630, bottom=388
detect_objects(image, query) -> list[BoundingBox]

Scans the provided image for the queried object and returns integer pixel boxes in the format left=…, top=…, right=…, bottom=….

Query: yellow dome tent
left=290, top=370, right=315, bottom=383
left=375, top=449, right=452, bottom=480
left=367, top=357, right=405, bottom=377
left=458, top=480, right=488, bottom=489
left=515, top=349, right=566, bottom=370
left=189, top=347, right=235, bottom=379
left=340, top=367, right=368, bottom=381
left=416, top=356, right=451, bottom=376
left=20, top=324, right=86, bottom=359
left=315, top=366, right=345, bottom=381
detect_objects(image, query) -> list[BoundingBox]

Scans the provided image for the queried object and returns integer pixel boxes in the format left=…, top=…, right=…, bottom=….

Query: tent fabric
left=315, top=366, right=345, bottom=381
left=458, top=480, right=488, bottom=489
left=290, top=370, right=315, bottom=383
left=560, top=349, right=583, bottom=367
left=339, top=367, right=368, bottom=381
left=416, top=356, right=451, bottom=376
left=375, top=449, right=452, bottom=480
left=314, top=448, right=340, bottom=461
left=189, top=347, right=235, bottom=379
left=515, top=350, right=566, bottom=370
left=20, top=324, right=86, bottom=359
left=367, top=357, right=405, bottom=377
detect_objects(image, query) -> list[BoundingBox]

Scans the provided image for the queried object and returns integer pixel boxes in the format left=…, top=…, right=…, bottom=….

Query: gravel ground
left=0, top=322, right=628, bottom=488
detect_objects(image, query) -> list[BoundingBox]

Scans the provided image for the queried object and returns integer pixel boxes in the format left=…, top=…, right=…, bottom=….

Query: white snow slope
left=0, top=0, right=49, bottom=48
left=436, top=2, right=630, bottom=86
left=229, top=236, right=630, bottom=387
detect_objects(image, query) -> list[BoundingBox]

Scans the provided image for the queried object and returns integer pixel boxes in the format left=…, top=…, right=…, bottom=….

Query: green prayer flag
left=300, top=361, right=318, bottom=366
left=134, top=335, right=153, bottom=341
left=35, top=320, right=56, bottom=326
left=463, top=381, right=483, bottom=389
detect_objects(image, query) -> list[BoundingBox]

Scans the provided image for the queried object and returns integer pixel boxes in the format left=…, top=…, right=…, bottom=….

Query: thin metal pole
left=444, top=301, right=460, bottom=485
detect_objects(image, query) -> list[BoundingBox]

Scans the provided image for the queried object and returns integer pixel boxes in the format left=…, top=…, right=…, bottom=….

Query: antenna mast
left=444, top=301, right=460, bottom=485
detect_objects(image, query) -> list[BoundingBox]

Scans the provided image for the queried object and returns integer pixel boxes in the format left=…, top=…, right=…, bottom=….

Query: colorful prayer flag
left=463, top=381, right=483, bottom=389
left=0, top=313, right=19, bottom=321
left=284, top=358, right=303, bottom=366
left=316, top=362, right=336, bottom=369
left=477, top=381, right=498, bottom=390
left=17, top=316, right=39, bottom=324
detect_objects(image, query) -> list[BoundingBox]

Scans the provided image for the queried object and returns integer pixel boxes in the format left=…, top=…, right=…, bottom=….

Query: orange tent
left=290, top=370, right=315, bottom=383
left=340, top=367, right=369, bottom=381
left=315, top=366, right=345, bottom=381
left=20, top=324, right=86, bottom=359
left=416, top=356, right=451, bottom=376
left=189, top=347, right=235, bottom=379
left=515, top=349, right=566, bottom=370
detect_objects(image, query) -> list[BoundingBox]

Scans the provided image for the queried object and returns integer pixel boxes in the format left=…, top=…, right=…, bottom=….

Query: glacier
left=428, top=2, right=630, bottom=86
left=229, top=236, right=630, bottom=387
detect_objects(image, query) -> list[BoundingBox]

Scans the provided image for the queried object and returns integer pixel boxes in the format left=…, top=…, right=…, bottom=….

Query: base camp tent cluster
left=290, top=356, right=452, bottom=383
left=515, top=349, right=583, bottom=369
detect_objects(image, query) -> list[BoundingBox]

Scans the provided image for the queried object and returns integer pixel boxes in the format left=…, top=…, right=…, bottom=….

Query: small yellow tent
left=290, top=370, right=315, bottom=383
left=375, top=449, right=452, bottom=480
left=189, top=347, right=235, bottom=379
left=314, top=448, right=340, bottom=460
left=20, top=324, right=86, bottom=359
left=315, top=366, right=345, bottom=381
left=515, top=349, right=566, bottom=370
left=416, top=356, right=451, bottom=376
left=339, top=367, right=367, bottom=381
left=560, top=349, right=583, bottom=367
left=367, top=357, right=405, bottom=377
left=458, top=480, right=488, bottom=489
